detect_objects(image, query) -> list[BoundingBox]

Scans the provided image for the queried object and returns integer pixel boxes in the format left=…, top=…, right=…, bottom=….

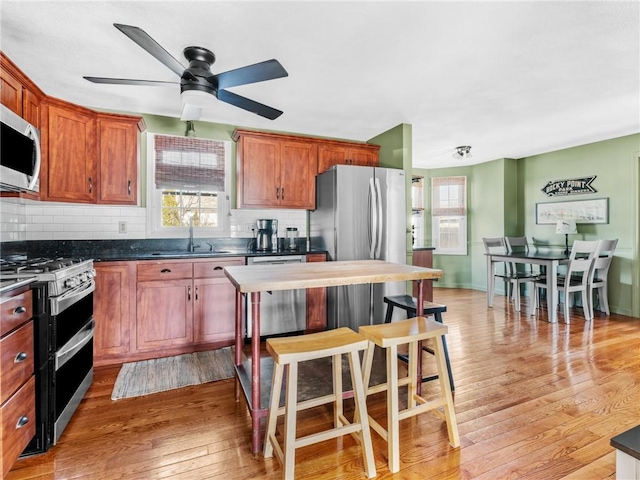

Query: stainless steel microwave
left=0, top=104, right=41, bottom=193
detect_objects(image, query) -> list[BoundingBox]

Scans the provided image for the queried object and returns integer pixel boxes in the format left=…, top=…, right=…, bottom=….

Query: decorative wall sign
left=541, top=176, right=597, bottom=196
left=536, top=198, right=608, bottom=224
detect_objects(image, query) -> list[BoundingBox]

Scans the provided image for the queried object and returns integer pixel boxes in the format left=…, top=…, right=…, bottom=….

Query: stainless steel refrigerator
left=310, top=164, right=407, bottom=331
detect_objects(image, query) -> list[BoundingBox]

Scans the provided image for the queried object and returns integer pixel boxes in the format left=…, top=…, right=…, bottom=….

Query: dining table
left=486, top=250, right=570, bottom=323
left=224, top=259, right=443, bottom=454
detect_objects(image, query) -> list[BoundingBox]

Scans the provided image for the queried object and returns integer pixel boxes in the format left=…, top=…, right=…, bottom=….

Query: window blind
left=432, top=176, right=466, bottom=216
left=154, top=135, right=226, bottom=191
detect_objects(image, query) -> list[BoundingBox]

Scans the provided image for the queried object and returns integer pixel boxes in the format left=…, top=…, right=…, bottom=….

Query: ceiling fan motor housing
left=181, top=46, right=217, bottom=95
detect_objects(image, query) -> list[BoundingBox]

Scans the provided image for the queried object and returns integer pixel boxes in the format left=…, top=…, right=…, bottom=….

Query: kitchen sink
left=149, top=250, right=233, bottom=257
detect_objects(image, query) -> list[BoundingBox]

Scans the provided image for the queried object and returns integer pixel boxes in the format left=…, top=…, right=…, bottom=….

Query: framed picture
left=535, top=198, right=608, bottom=224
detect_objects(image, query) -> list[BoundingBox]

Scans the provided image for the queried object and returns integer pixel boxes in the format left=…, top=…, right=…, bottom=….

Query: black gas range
left=1, top=256, right=96, bottom=455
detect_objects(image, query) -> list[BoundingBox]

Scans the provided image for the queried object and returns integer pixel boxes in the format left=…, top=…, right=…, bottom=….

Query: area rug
left=111, top=347, right=235, bottom=400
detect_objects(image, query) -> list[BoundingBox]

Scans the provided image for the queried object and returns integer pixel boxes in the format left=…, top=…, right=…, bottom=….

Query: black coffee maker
left=256, top=219, right=277, bottom=251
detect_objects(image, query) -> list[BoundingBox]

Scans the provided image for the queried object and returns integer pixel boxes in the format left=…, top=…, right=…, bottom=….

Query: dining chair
left=531, top=239, right=600, bottom=322
left=587, top=238, right=618, bottom=318
left=483, top=237, right=539, bottom=312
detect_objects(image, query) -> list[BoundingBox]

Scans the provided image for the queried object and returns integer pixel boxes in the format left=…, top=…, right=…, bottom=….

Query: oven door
left=50, top=285, right=95, bottom=445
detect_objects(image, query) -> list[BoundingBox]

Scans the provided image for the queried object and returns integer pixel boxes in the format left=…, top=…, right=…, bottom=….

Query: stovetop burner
left=0, top=257, right=88, bottom=275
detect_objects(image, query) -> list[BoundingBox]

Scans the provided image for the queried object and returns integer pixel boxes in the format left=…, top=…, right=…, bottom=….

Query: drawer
left=193, top=258, right=245, bottom=278
left=1, top=321, right=34, bottom=405
left=137, top=262, right=193, bottom=282
left=1, top=376, right=36, bottom=479
left=1, top=289, right=33, bottom=337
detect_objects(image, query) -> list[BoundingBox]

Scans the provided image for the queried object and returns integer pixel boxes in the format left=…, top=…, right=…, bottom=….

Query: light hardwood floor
left=8, top=288, right=640, bottom=479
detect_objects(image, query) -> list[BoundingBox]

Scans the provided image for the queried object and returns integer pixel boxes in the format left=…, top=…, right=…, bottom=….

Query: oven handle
left=50, top=280, right=95, bottom=316
left=55, top=318, right=94, bottom=371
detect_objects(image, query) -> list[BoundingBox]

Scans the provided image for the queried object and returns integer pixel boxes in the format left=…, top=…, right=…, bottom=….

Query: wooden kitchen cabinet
left=0, top=52, right=44, bottom=128
left=0, top=63, right=23, bottom=117
left=317, top=142, right=379, bottom=173
left=234, top=130, right=317, bottom=209
left=306, top=253, right=327, bottom=332
left=412, top=248, right=434, bottom=302
left=193, top=258, right=244, bottom=343
left=42, top=99, right=97, bottom=203
left=97, top=115, right=142, bottom=205
left=1, top=285, right=36, bottom=478
left=93, top=262, right=136, bottom=366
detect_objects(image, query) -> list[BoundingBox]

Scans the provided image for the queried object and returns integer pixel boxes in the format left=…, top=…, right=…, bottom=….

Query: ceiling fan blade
left=180, top=104, right=202, bottom=121
left=217, top=89, right=283, bottom=120
left=215, top=59, right=288, bottom=89
left=114, top=23, right=185, bottom=78
left=84, top=76, right=178, bottom=86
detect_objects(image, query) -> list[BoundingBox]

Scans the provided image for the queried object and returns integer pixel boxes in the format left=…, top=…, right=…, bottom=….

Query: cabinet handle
left=160, top=268, right=172, bottom=273
left=16, top=416, right=29, bottom=429
left=213, top=266, right=223, bottom=271
left=188, top=285, right=192, bottom=301
left=276, top=186, right=280, bottom=199
left=13, top=306, right=26, bottom=315
left=195, top=285, right=198, bottom=301
left=282, top=187, right=285, bottom=200
left=89, top=177, right=93, bottom=193
left=15, top=352, right=28, bottom=363
left=127, top=179, right=132, bottom=195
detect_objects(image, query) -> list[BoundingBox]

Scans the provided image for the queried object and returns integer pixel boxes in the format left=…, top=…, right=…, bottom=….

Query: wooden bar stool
left=264, top=327, right=376, bottom=479
left=359, top=316, right=459, bottom=474
left=383, top=295, right=455, bottom=392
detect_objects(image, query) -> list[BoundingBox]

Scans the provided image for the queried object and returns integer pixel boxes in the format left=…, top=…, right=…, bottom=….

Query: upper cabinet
left=0, top=52, right=45, bottom=128
left=233, top=129, right=379, bottom=210
left=234, top=130, right=318, bottom=209
left=317, top=142, right=379, bottom=173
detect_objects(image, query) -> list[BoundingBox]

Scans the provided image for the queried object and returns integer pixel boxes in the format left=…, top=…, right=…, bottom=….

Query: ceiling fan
left=84, top=23, right=288, bottom=121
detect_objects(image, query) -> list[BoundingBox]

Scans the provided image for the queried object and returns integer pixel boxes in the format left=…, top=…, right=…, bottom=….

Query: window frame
left=431, top=176, right=468, bottom=255
left=146, top=132, right=231, bottom=238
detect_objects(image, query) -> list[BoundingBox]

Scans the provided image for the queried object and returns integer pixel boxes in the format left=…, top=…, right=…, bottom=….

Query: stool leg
left=433, top=336, right=460, bottom=448
left=284, top=362, right=299, bottom=479
left=434, top=312, right=455, bottom=393
left=333, top=353, right=343, bottom=428
left=347, top=349, right=376, bottom=478
left=384, top=303, right=394, bottom=323
left=387, top=344, right=401, bottom=473
left=264, top=362, right=284, bottom=458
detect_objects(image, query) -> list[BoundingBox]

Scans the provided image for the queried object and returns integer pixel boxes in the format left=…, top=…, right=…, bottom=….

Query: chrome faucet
left=188, top=218, right=201, bottom=252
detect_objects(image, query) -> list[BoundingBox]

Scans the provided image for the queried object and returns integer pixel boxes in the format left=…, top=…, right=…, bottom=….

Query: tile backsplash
left=0, top=199, right=308, bottom=243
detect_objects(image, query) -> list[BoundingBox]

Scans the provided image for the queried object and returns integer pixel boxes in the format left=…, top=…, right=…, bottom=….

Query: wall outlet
left=118, top=221, right=127, bottom=233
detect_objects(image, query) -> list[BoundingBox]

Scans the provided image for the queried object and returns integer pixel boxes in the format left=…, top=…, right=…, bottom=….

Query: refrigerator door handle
left=374, top=177, right=383, bottom=259
left=368, top=178, right=377, bottom=259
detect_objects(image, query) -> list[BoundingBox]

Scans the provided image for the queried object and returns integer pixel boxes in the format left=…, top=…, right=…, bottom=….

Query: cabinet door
left=46, top=104, right=97, bottom=203
left=22, top=89, right=41, bottom=129
left=0, top=67, right=23, bottom=116
left=279, top=140, right=317, bottom=209
left=306, top=253, right=327, bottom=332
left=193, top=277, right=237, bottom=343
left=136, top=279, right=193, bottom=350
left=318, top=144, right=349, bottom=173
left=349, top=147, right=378, bottom=167
left=93, top=263, right=135, bottom=363
left=239, top=135, right=280, bottom=207
left=98, top=119, right=138, bottom=205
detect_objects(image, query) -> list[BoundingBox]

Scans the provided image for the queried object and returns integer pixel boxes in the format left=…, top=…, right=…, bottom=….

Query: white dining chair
left=483, top=237, right=539, bottom=312
left=587, top=239, right=618, bottom=318
left=531, top=240, right=600, bottom=323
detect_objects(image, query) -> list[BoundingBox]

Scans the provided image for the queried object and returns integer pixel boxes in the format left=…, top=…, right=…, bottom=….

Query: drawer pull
left=160, top=269, right=172, bottom=273
left=13, top=306, right=27, bottom=315
left=15, top=352, right=28, bottom=363
left=214, top=266, right=223, bottom=271
left=16, top=416, right=29, bottom=429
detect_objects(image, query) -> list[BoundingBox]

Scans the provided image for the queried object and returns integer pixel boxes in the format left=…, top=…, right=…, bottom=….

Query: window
left=431, top=176, right=467, bottom=255
left=147, top=133, right=230, bottom=237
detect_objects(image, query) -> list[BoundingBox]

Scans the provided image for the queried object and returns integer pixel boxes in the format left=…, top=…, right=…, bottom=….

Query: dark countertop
left=95, top=247, right=325, bottom=262
left=611, top=424, right=640, bottom=461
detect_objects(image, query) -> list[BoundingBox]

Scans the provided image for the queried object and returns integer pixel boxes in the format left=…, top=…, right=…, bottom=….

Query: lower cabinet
left=306, top=253, right=327, bottom=332
left=93, top=257, right=244, bottom=365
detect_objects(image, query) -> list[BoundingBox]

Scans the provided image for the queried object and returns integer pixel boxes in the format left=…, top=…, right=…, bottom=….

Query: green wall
left=414, top=133, right=640, bottom=316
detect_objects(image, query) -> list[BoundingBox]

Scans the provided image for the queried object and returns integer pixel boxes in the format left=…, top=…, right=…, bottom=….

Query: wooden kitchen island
left=224, top=259, right=443, bottom=454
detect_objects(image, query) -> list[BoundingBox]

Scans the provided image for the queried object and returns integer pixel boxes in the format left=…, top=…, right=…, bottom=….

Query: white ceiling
left=1, top=1, right=638, bottom=169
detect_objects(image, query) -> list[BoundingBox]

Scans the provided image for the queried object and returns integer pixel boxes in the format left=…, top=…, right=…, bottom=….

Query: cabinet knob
left=13, top=306, right=27, bottom=315
left=16, top=416, right=29, bottom=429
left=15, top=352, right=28, bottom=363
left=160, top=268, right=172, bottom=273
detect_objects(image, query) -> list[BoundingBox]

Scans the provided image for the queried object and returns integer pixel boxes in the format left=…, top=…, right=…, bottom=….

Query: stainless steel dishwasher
left=245, top=255, right=307, bottom=338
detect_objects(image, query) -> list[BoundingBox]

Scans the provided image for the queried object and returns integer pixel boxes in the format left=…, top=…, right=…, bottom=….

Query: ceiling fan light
left=181, top=89, right=215, bottom=108
left=453, top=146, right=472, bottom=160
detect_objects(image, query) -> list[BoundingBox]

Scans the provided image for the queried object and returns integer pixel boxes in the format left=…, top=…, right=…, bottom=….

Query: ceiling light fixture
left=453, top=146, right=472, bottom=160
left=181, top=89, right=215, bottom=108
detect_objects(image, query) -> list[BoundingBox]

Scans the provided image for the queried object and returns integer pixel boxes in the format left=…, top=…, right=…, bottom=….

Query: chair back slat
left=567, top=240, right=600, bottom=285
left=590, top=239, right=618, bottom=283
left=483, top=237, right=507, bottom=255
